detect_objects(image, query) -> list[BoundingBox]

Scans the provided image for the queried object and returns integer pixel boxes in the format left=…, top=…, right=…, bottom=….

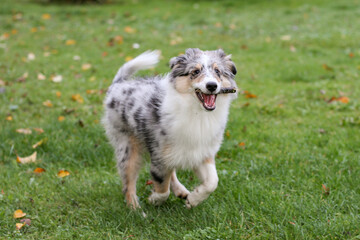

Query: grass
left=1, top=0, right=360, bottom=238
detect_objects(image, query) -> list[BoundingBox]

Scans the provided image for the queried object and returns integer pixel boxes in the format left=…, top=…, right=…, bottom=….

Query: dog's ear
left=217, top=49, right=237, bottom=77
left=169, top=56, right=179, bottom=70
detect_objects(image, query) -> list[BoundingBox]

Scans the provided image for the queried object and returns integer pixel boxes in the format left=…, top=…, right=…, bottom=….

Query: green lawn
left=1, top=0, right=360, bottom=239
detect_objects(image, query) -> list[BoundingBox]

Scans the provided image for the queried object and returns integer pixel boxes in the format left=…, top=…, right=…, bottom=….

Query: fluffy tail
left=112, top=50, right=160, bottom=83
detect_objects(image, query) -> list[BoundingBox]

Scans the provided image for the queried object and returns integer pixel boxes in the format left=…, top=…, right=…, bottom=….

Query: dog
left=102, top=48, right=237, bottom=208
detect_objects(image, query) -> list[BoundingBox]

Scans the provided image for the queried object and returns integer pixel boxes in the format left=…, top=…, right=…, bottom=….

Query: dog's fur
left=102, top=48, right=237, bottom=208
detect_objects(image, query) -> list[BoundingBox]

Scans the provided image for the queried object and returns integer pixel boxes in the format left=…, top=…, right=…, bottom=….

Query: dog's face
left=169, top=48, right=237, bottom=111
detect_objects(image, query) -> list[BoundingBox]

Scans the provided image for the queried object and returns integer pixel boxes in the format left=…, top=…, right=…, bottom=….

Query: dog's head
left=169, top=48, right=237, bottom=111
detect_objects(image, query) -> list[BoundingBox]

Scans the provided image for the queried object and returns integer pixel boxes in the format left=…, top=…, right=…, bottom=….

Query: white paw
left=185, top=191, right=202, bottom=208
left=148, top=191, right=170, bottom=205
left=171, top=184, right=190, bottom=199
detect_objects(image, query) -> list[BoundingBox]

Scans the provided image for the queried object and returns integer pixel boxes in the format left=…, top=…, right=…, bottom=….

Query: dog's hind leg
left=148, top=164, right=172, bottom=205
left=170, top=171, right=190, bottom=199
left=115, top=135, right=142, bottom=209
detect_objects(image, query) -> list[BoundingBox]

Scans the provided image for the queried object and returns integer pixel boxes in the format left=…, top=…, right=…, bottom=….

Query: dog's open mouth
left=195, top=89, right=217, bottom=111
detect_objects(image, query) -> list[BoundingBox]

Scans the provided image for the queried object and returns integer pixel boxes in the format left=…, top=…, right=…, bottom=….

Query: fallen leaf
left=34, top=167, right=46, bottom=173
left=124, top=26, right=136, bottom=33
left=31, top=27, right=37, bottom=33
left=65, top=39, right=76, bottom=45
left=102, top=51, right=108, bottom=57
left=245, top=93, right=257, bottom=99
left=32, top=139, right=45, bottom=149
left=289, top=221, right=296, bottom=225
left=73, top=55, right=81, bottom=61
left=20, top=218, right=31, bottom=226
left=225, top=130, right=230, bottom=137
left=322, top=64, right=333, bottom=71
left=239, top=142, right=245, bottom=147
left=337, top=96, right=349, bottom=103
left=33, top=128, right=44, bottom=134
left=52, top=75, right=63, bottom=83
left=16, top=152, right=37, bottom=164
left=6, top=116, right=13, bottom=121
left=125, top=56, right=133, bottom=62
left=27, top=53, right=36, bottom=61
left=86, top=89, right=97, bottom=94
left=42, top=13, right=51, bottom=20
left=114, top=35, right=123, bottom=44
left=322, top=184, right=330, bottom=195
left=71, top=94, right=84, bottom=103
left=56, top=91, right=61, bottom=97
left=16, top=223, right=25, bottom=230
left=16, top=72, right=28, bottom=82
left=37, top=73, right=46, bottom=80
left=146, top=180, right=153, bottom=185
left=57, top=170, right=70, bottom=178
left=14, top=209, right=26, bottom=219
left=290, top=45, right=296, bottom=52
left=81, top=63, right=92, bottom=71
left=0, top=79, right=5, bottom=86
left=280, top=35, right=291, bottom=41
left=132, top=43, right=140, bottom=49
left=16, top=128, right=32, bottom=134
left=349, top=52, right=354, bottom=58
left=11, top=29, right=18, bottom=35
left=214, top=22, right=222, bottom=28
left=42, top=100, right=53, bottom=107
left=58, top=116, right=65, bottom=122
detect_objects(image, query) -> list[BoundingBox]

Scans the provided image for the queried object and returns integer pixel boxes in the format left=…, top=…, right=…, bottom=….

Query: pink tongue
left=203, top=94, right=216, bottom=108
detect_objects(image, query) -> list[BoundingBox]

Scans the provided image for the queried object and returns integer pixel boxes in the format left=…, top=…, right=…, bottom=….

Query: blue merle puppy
left=102, top=48, right=237, bottom=209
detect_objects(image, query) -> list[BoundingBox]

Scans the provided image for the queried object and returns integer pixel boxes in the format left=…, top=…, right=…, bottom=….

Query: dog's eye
left=192, top=69, right=200, bottom=76
left=214, top=68, right=220, bottom=75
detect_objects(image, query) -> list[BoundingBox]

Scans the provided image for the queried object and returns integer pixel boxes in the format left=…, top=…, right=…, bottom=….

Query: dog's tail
left=112, top=50, right=160, bottom=83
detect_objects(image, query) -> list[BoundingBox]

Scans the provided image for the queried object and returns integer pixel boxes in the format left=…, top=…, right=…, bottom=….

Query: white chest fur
left=161, top=84, right=231, bottom=169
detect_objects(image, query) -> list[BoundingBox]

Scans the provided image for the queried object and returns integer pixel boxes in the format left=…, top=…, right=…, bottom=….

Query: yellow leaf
left=34, top=167, right=46, bottom=173
left=11, top=29, right=18, bottom=35
left=32, top=139, right=45, bottom=149
left=16, top=128, right=32, bottom=134
left=2, top=32, right=10, bottom=39
left=239, top=142, right=245, bottom=147
left=43, top=100, right=53, bottom=107
left=71, top=94, right=84, bottom=103
left=16, top=223, right=25, bottom=230
left=65, top=39, right=76, bottom=45
left=81, top=63, right=92, bottom=71
left=56, top=91, right=61, bottom=98
left=57, top=170, right=70, bottom=178
left=42, top=13, right=51, bottom=20
left=58, top=116, right=65, bottom=122
left=125, top=56, right=133, bottom=62
left=16, top=152, right=37, bottom=164
left=124, top=26, right=136, bottom=33
left=6, top=116, right=13, bottom=121
left=31, top=27, right=37, bottom=33
left=14, top=209, right=26, bottom=219
left=114, top=35, right=123, bottom=44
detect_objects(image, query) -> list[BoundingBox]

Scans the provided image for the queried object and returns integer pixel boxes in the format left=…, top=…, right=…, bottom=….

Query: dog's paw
left=171, top=184, right=190, bottom=200
left=185, top=192, right=202, bottom=208
left=148, top=191, right=170, bottom=205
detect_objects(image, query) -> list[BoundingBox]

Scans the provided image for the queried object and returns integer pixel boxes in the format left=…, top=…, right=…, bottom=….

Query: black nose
left=206, top=82, right=218, bottom=93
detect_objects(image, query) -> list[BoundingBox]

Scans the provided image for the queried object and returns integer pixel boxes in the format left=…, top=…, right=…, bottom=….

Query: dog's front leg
left=186, top=158, right=218, bottom=208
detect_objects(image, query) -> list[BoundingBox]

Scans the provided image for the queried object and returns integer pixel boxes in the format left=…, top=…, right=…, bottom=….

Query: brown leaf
left=56, top=91, right=61, bottom=98
left=146, top=180, right=153, bottom=185
left=322, top=64, right=333, bottom=71
left=71, top=94, right=84, bottom=103
left=34, top=167, right=46, bottom=173
left=124, top=26, right=135, bottom=33
left=13, top=209, right=26, bottom=219
left=20, top=218, right=31, bottom=226
left=16, top=128, right=32, bottom=134
left=16, top=152, right=37, bottom=164
left=58, top=116, right=65, bottom=122
left=6, top=116, right=13, bottom=121
left=322, top=184, right=330, bottom=195
left=245, top=93, right=257, bottom=99
left=349, top=52, right=354, bottom=58
left=238, top=142, right=245, bottom=147
left=37, top=73, right=46, bottom=80
left=57, top=170, right=70, bottom=178
left=33, top=128, right=44, bottom=134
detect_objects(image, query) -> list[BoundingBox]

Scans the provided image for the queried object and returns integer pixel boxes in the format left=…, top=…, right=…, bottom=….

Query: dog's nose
left=206, top=82, right=218, bottom=93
